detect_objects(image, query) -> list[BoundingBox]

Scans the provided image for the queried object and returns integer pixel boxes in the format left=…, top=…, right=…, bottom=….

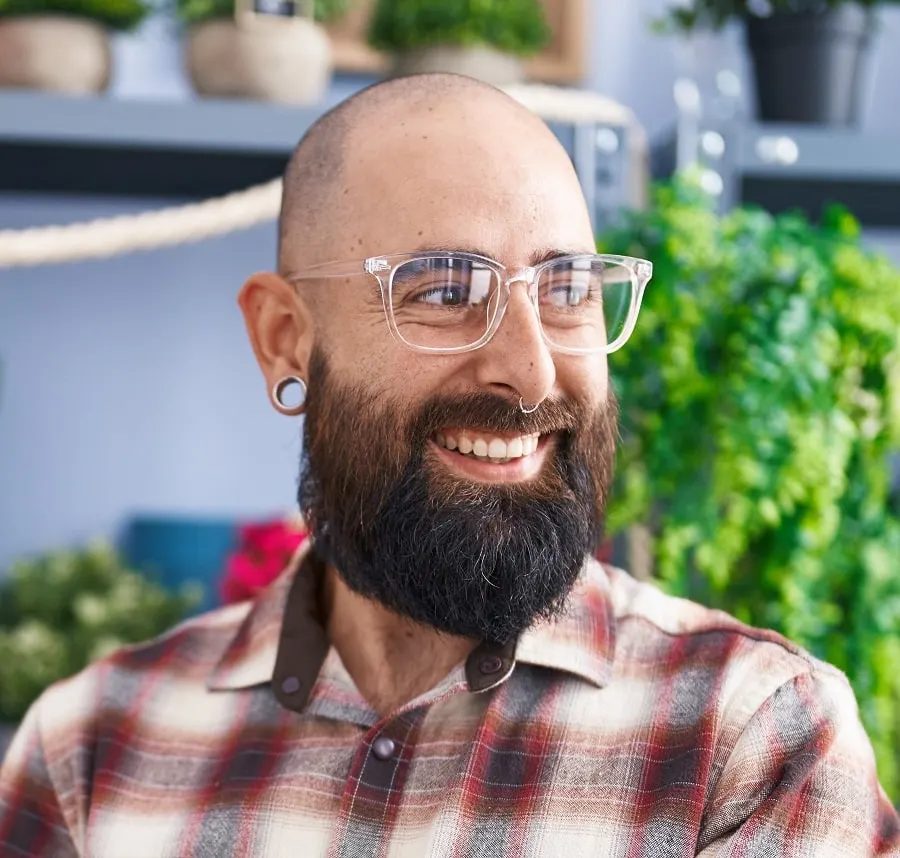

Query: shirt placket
left=325, top=706, right=423, bottom=858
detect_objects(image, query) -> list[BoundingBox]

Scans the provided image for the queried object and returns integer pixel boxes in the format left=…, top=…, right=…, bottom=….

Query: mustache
left=408, top=392, right=588, bottom=446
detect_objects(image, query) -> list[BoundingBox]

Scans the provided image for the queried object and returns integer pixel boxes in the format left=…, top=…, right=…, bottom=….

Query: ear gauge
left=272, top=376, right=307, bottom=415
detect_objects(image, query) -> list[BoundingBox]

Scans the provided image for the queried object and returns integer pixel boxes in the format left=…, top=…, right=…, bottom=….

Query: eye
left=416, top=284, right=469, bottom=306
left=393, top=257, right=484, bottom=309
left=542, top=264, right=598, bottom=308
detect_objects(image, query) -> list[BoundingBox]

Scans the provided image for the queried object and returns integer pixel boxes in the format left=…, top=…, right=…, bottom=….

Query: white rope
left=0, top=180, right=283, bottom=269
left=0, top=86, right=635, bottom=270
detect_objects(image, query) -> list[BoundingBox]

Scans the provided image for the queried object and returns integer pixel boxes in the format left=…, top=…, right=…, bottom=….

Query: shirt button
left=372, top=737, right=397, bottom=761
left=281, top=676, right=301, bottom=695
left=479, top=655, right=504, bottom=675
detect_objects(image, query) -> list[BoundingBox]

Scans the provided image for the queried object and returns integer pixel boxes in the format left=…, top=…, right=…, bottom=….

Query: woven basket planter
left=0, top=15, right=111, bottom=93
left=392, top=44, right=524, bottom=87
left=186, top=16, right=331, bottom=105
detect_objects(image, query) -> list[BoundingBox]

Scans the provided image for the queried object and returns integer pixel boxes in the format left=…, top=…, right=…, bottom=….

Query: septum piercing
left=519, top=397, right=540, bottom=415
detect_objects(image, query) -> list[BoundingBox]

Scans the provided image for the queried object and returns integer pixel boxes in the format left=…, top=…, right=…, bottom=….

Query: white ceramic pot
left=186, top=17, right=332, bottom=105
left=0, top=15, right=111, bottom=94
left=392, top=45, right=525, bottom=87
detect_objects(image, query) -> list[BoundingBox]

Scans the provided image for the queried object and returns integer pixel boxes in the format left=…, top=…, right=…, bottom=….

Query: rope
left=0, top=86, right=636, bottom=270
left=0, top=180, right=283, bottom=269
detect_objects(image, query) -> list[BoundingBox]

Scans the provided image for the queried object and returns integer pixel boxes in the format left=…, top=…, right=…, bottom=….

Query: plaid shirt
left=1, top=547, right=898, bottom=857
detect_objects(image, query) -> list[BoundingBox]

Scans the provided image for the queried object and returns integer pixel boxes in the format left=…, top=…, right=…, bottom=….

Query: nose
left=472, top=280, right=556, bottom=406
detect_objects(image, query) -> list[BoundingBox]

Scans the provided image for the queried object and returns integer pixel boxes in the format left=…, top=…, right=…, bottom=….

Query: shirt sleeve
left=0, top=701, right=80, bottom=858
left=698, top=669, right=900, bottom=858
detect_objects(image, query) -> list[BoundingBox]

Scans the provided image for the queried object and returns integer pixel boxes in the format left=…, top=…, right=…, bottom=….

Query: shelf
left=0, top=91, right=348, bottom=198
left=733, top=123, right=900, bottom=228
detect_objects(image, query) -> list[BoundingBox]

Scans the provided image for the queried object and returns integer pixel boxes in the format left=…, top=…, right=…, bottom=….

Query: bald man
left=1, top=75, right=898, bottom=858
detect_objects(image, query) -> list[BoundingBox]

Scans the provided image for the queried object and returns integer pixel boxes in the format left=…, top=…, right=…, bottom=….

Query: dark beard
left=298, top=347, right=618, bottom=643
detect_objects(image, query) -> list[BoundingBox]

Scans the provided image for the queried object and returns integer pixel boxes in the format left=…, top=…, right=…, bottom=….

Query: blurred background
left=2, top=0, right=900, bottom=792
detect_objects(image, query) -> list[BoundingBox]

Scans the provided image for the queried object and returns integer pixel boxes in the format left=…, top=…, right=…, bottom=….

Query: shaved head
left=277, top=73, right=566, bottom=274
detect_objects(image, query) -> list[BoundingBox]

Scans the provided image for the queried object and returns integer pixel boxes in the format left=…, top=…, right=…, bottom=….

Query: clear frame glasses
left=286, top=251, right=653, bottom=356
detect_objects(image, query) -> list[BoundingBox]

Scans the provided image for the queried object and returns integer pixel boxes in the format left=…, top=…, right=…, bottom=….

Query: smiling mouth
left=434, top=430, right=542, bottom=465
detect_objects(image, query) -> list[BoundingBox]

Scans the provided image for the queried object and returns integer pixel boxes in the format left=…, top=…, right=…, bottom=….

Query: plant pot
left=745, top=7, right=874, bottom=126
left=186, top=17, right=331, bottom=105
left=392, top=45, right=525, bottom=87
left=0, top=15, right=111, bottom=94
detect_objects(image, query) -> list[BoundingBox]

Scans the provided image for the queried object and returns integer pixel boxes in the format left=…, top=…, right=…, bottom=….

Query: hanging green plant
left=600, top=174, right=900, bottom=799
left=368, top=0, right=551, bottom=57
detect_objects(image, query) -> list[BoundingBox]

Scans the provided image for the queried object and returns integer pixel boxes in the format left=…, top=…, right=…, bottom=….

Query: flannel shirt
left=1, top=546, right=898, bottom=858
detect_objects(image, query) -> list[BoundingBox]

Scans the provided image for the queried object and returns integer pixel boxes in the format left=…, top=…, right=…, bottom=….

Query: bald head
left=277, top=73, right=585, bottom=274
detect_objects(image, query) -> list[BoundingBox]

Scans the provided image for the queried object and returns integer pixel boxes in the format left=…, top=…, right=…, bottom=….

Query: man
left=0, top=74, right=897, bottom=857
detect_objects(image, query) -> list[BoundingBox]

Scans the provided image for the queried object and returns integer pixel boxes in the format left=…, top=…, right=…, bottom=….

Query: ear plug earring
left=273, top=376, right=307, bottom=414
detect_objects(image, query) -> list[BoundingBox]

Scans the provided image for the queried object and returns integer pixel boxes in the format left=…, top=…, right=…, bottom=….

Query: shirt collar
left=208, top=543, right=616, bottom=705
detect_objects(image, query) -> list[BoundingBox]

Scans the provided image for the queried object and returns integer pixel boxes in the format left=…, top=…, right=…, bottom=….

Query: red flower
left=220, top=517, right=307, bottom=605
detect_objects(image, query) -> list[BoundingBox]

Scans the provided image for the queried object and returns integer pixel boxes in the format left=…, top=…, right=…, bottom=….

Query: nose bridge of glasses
left=505, top=267, right=539, bottom=301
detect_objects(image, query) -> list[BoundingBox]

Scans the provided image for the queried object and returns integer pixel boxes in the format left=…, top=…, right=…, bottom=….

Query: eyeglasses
left=286, top=251, right=653, bottom=355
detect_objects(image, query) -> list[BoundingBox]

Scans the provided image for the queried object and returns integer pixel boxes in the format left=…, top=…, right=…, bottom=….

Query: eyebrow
left=410, top=245, right=595, bottom=265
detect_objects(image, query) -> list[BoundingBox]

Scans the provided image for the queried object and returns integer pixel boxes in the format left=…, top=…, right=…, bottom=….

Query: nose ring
left=519, top=396, right=540, bottom=415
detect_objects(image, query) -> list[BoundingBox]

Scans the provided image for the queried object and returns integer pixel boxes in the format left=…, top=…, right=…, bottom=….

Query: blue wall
left=3, top=0, right=900, bottom=569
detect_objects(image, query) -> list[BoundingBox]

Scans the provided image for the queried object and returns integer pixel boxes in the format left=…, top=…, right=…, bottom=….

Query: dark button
left=479, top=655, right=504, bottom=675
left=281, top=676, right=301, bottom=695
left=372, top=737, right=397, bottom=761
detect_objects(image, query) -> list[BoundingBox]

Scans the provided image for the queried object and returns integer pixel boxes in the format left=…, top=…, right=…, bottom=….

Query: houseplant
left=177, top=0, right=353, bottom=104
left=599, top=173, right=900, bottom=798
left=0, top=541, right=199, bottom=758
left=367, top=0, right=551, bottom=86
left=660, top=0, right=887, bottom=125
left=0, top=0, right=150, bottom=92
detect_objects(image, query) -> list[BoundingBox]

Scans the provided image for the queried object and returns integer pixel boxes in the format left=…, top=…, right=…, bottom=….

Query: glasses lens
left=389, top=256, right=500, bottom=350
left=537, top=257, right=634, bottom=352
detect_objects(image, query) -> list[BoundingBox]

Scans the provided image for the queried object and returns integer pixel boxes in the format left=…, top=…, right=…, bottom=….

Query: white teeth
left=487, top=438, right=507, bottom=459
left=435, top=432, right=542, bottom=462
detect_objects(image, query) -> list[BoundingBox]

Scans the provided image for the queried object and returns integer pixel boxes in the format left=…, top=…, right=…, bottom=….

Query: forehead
left=340, top=104, right=595, bottom=263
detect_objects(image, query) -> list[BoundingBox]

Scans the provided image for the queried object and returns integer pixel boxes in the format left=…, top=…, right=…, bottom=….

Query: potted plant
left=0, top=0, right=150, bottom=93
left=660, top=0, right=888, bottom=125
left=599, top=173, right=900, bottom=798
left=0, top=542, right=199, bottom=761
left=177, top=0, right=353, bottom=104
left=367, top=0, right=551, bottom=86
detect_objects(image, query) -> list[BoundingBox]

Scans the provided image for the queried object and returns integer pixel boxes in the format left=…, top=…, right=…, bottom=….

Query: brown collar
left=209, top=542, right=616, bottom=709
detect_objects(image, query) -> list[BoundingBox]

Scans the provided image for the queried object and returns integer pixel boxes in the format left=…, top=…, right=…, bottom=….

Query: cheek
left=556, top=354, right=609, bottom=403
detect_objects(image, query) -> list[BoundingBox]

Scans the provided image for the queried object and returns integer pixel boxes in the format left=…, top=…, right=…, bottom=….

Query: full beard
left=298, top=347, right=619, bottom=644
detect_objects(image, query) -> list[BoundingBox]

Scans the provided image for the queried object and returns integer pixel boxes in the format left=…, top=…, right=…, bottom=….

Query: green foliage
left=600, top=174, right=900, bottom=799
left=175, top=0, right=350, bottom=26
left=658, top=0, right=884, bottom=33
left=0, top=542, right=200, bottom=723
left=0, top=0, right=149, bottom=30
left=368, top=0, right=550, bottom=56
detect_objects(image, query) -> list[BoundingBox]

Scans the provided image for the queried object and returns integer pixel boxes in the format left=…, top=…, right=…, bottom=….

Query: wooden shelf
left=0, top=91, right=347, bottom=198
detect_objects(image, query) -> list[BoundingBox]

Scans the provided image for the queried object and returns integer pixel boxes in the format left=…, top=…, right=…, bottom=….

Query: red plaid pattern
left=1, top=547, right=898, bottom=857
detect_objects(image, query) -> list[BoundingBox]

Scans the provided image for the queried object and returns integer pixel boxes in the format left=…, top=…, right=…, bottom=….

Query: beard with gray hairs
left=297, top=346, right=619, bottom=644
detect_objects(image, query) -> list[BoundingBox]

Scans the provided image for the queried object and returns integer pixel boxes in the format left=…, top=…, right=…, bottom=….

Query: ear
left=238, top=272, right=314, bottom=415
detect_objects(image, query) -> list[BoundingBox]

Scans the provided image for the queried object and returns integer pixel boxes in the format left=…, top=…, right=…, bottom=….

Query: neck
left=323, top=565, right=476, bottom=717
